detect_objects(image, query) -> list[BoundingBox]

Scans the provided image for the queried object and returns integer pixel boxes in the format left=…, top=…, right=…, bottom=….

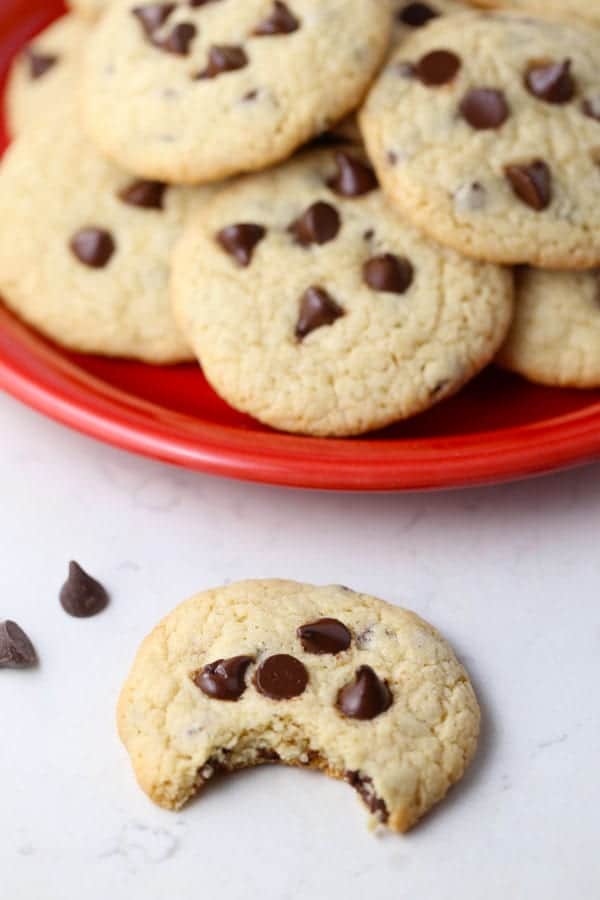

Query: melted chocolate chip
left=255, top=654, right=308, bottom=700
left=289, top=202, right=340, bottom=246
left=525, top=59, right=574, bottom=104
left=194, top=655, right=254, bottom=701
left=363, top=254, right=414, bottom=294
left=297, top=618, right=352, bottom=655
left=346, top=771, right=389, bottom=821
left=70, top=228, right=115, bottom=268
left=254, top=1, right=300, bottom=36
left=196, top=45, right=249, bottom=79
left=399, top=2, right=439, bottom=26
left=217, top=223, right=266, bottom=266
left=59, top=562, right=109, bottom=618
left=118, top=180, right=167, bottom=209
left=582, top=96, right=600, bottom=122
left=26, top=49, right=58, bottom=80
left=155, top=22, right=197, bottom=55
left=0, top=621, right=37, bottom=669
left=415, top=49, right=461, bottom=86
left=327, top=152, right=378, bottom=197
left=505, top=160, right=552, bottom=211
left=336, top=666, right=392, bottom=720
left=132, top=3, right=176, bottom=38
left=296, top=286, right=345, bottom=339
left=460, top=88, right=509, bottom=129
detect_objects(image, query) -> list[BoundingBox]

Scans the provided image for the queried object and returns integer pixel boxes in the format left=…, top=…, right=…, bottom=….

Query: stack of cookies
left=1, top=0, right=600, bottom=437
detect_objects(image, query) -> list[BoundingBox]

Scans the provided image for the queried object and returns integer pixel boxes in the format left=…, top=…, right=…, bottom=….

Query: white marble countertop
left=1, top=390, right=599, bottom=900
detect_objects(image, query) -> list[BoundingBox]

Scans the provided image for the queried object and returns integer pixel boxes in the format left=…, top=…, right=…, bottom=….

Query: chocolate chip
left=505, top=160, right=552, bottom=211
left=118, top=180, right=167, bottom=209
left=255, top=654, right=308, bottom=700
left=399, top=2, right=439, bottom=26
left=346, top=771, right=389, bottom=821
left=155, top=22, right=197, bottom=55
left=253, top=1, right=300, bottom=36
left=132, top=3, right=176, bottom=38
left=289, top=202, right=340, bottom=246
left=70, top=228, right=115, bottom=268
left=363, top=254, right=414, bottom=294
left=59, top=562, right=109, bottom=618
left=26, top=49, right=58, bottom=80
left=217, top=223, right=266, bottom=266
left=297, top=618, right=352, bottom=655
left=0, top=621, right=37, bottom=669
left=327, top=151, right=378, bottom=197
left=194, top=655, right=254, bottom=701
left=196, top=45, right=248, bottom=79
left=582, top=96, right=600, bottom=121
left=460, top=88, right=509, bottom=129
left=296, top=286, right=345, bottom=339
left=336, top=666, right=392, bottom=720
left=415, top=49, right=461, bottom=86
left=525, top=59, right=574, bottom=104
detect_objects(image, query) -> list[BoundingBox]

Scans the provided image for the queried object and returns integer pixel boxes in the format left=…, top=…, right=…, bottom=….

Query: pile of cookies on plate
left=2, top=0, right=600, bottom=436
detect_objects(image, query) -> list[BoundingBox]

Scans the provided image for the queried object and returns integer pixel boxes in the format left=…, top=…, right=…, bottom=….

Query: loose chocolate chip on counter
left=196, top=45, right=249, bottom=79
left=296, top=286, right=345, bottom=339
left=70, top=228, right=115, bottom=268
left=415, top=49, right=461, bottom=86
left=155, top=22, right=197, bottom=55
left=460, top=88, right=509, bottom=130
left=525, top=59, right=574, bottom=104
left=59, top=561, right=109, bottom=618
left=0, top=621, right=37, bottom=669
left=132, top=3, right=176, bottom=38
left=217, top=223, right=266, bottom=266
left=194, top=655, right=254, bottom=701
left=118, top=179, right=167, bottom=209
left=582, top=96, right=600, bottom=122
left=26, top=49, right=58, bottom=80
left=327, top=151, right=378, bottom=197
left=363, top=254, right=414, bottom=294
left=505, top=160, right=552, bottom=211
left=254, top=1, right=300, bottom=36
left=297, top=618, right=352, bottom=655
left=399, top=2, right=440, bottom=26
left=336, top=665, right=392, bottom=720
left=288, top=202, right=340, bottom=246
left=255, top=654, right=308, bottom=700
left=346, top=771, right=389, bottom=821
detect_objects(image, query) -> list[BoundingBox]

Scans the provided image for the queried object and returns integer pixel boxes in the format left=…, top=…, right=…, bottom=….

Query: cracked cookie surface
left=360, top=11, right=600, bottom=268
left=81, top=0, right=391, bottom=184
left=171, top=147, right=513, bottom=436
left=118, top=579, right=480, bottom=833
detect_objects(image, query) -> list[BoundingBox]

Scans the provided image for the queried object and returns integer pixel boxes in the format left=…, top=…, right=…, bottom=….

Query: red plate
left=1, top=0, right=600, bottom=491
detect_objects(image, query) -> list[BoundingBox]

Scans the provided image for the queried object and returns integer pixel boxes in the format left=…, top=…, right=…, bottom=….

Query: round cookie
left=360, top=11, right=600, bottom=269
left=80, top=0, right=392, bottom=184
left=68, top=0, right=106, bottom=20
left=498, top=268, right=600, bottom=388
left=118, top=579, right=481, bottom=833
left=172, top=148, right=513, bottom=437
left=465, top=0, right=600, bottom=27
left=0, top=99, right=215, bottom=363
left=6, top=15, right=89, bottom=136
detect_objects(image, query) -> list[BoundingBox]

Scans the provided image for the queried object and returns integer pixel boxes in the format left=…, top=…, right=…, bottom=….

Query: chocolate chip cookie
left=81, top=0, right=391, bottom=184
left=466, top=0, right=600, bottom=27
left=498, top=268, right=600, bottom=388
left=118, top=579, right=480, bottom=833
left=6, top=14, right=89, bottom=136
left=172, top=148, right=513, bottom=436
left=393, top=0, right=466, bottom=49
left=0, top=97, right=216, bottom=363
left=360, top=11, right=600, bottom=268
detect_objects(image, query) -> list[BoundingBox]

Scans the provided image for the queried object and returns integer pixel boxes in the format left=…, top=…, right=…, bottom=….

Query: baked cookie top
left=68, top=0, right=106, bottom=20
left=81, top=0, right=392, bottom=184
left=360, top=11, right=600, bottom=268
left=393, top=0, right=466, bottom=49
left=118, top=580, right=481, bottom=833
left=6, top=15, right=89, bottom=136
left=498, top=268, right=600, bottom=388
left=0, top=99, right=215, bottom=363
left=172, top=148, right=513, bottom=436
left=465, top=0, right=600, bottom=26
